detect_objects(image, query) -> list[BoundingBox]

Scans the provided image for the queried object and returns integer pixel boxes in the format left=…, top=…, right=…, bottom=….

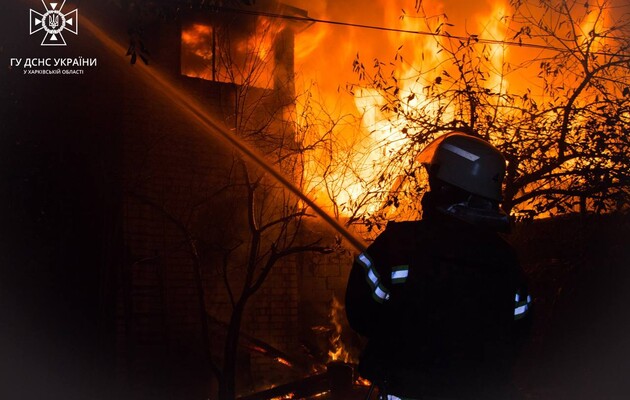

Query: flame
left=326, top=297, right=373, bottom=387
left=294, top=1, right=524, bottom=220
left=291, top=0, right=627, bottom=220
left=355, top=377, right=372, bottom=387
left=181, top=23, right=214, bottom=60
left=274, top=357, right=294, bottom=368
left=327, top=297, right=355, bottom=363
left=247, top=17, right=286, bottom=63
left=181, top=1, right=624, bottom=220
left=181, top=16, right=285, bottom=88
left=579, top=2, right=609, bottom=52
left=479, top=3, right=511, bottom=94
left=181, top=23, right=215, bottom=81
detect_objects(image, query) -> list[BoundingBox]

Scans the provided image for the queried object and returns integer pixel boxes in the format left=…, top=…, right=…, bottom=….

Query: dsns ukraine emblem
left=30, top=1, right=78, bottom=46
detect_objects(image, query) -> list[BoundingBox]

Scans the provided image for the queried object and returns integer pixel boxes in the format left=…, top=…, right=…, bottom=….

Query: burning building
left=3, top=0, right=630, bottom=399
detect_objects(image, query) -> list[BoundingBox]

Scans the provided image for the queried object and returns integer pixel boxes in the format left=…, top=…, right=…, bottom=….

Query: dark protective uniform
left=345, top=210, right=531, bottom=399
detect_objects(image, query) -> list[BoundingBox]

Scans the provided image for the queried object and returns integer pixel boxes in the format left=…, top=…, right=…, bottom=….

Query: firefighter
left=345, top=132, right=531, bottom=400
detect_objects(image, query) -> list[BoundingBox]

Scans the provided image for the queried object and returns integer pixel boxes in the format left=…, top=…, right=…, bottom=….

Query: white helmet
left=418, top=132, right=506, bottom=202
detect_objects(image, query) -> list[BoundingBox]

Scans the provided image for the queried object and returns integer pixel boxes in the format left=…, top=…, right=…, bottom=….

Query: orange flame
left=355, top=376, right=372, bottom=387
left=294, top=1, right=525, bottom=219
left=181, top=1, right=621, bottom=220
left=327, top=297, right=355, bottom=363
left=326, top=297, right=373, bottom=387
left=181, top=16, right=285, bottom=88
left=274, top=357, right=294, bottom=368
left=291, top=0, right=622, bottom=219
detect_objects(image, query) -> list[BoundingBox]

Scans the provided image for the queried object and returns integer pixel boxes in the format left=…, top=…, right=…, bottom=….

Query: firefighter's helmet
left=418, top=132, right=506, bottom=202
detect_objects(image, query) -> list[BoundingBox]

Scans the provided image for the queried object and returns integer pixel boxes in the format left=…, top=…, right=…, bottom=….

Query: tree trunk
left=219, top=298, right=248, bottom=400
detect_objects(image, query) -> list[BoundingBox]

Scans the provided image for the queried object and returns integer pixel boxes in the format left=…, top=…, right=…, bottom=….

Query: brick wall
left=119, top=69, right=358, bottom=394
left=118, top=66, right=226, bottom=398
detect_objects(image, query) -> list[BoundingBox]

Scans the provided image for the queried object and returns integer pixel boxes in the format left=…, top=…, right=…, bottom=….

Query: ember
left=274, top=357, right=294, bottom=368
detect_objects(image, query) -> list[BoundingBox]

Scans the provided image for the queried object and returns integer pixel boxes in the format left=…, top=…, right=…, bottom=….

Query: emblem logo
left=30, top=1, right=78, bottom=46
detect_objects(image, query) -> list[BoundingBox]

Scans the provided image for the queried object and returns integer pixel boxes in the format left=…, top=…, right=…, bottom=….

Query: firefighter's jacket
left=345, top=214, right=531, bottom=399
